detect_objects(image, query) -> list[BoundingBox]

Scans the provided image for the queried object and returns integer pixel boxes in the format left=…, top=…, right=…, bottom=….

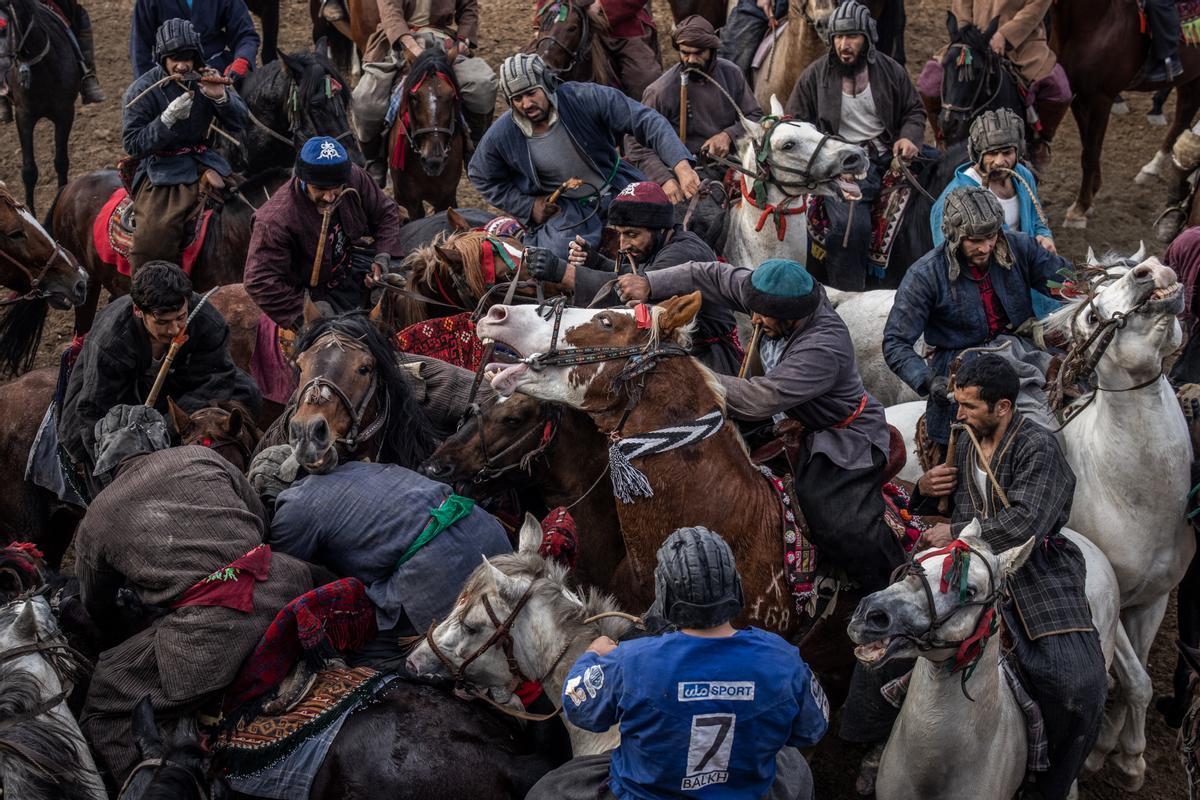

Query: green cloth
left=396, top=493, right=476, bottom=568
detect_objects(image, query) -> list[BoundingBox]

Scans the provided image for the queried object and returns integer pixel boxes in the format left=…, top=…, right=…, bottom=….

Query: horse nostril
left=841, top=152, right=867, bottom=174
left=1133, top=265, right=1153, bottom=281
left=866, top=609, right=891, bottom=631
left=420, top=460, right=449, bottom=479
left=288, top=420, right=302, bottom=442
left=487, top=306, right=508, bottom=322
left=311, top=417, right=328, bottom=441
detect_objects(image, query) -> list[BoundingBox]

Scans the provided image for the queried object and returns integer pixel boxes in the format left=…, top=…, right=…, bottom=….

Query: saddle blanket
left=91, top=188, right=212, bottom=277
left=807, top=166, right=912, bottom=278
left=1180, top=1, right=1200, bottom=45
left=250, top=313, right=298, bottom=406
left=217, top=667, right=397, bottom=800
left=394, top=312, right=485, bottom=372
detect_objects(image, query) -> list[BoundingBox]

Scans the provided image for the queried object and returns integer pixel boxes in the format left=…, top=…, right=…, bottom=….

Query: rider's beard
left=832, top=51, right=865, bottom=78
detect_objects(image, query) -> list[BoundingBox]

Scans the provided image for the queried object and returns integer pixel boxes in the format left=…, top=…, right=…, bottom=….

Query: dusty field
left=0, top=0, right=1190, bottom=797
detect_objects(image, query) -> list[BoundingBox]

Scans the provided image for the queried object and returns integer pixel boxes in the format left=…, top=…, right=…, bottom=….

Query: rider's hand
left=530, top=196, right=561, bottom=225
left=587, top=635, right=618, bottom=656
left=918, top=522, right=954, bottom=549
left=368, top=253, right=390, bottom=288
left=927, top=375, right=952, bottom=408
left=701, top=131, right=734, bottom=158
left=399, top=34, right=423, bottom=59
left=1036, top=235, right=1057, bottom=255
left=661, top=178, right=685, bottom=204
left=918, top=464, right=958, bottom=498
left=989, top=31, right=1006, bottom=55
left=224, top=57, right=250, bottom=80
left=567, top=236, right=590, bottom=269
left=160, top=91, right=194, bottom=127
left=1178, top=383, right=1200, bottom=423
left=755, top=0, right=772, bottom=16
left=616, top=273, right=651, bottom=305
left=198, top=68, right=227, bottom=101
left=673, top=160, right=702, bottom=199
left=892, top=137, right=919, bottom=161
left=525, top=247, right=568, bottom=283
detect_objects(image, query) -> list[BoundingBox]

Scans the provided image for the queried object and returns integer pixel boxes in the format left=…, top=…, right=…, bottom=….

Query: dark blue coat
left=883, top=231, right=1069, bottom=394
left=122, top=66, right=248, bottom=187
left=130, top=0, right=260, bottom=78
left=467, top=81, right=691, bottom=223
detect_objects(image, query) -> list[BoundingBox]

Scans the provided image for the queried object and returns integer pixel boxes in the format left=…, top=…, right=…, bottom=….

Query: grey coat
left=646, top=261, right=890, bottom=470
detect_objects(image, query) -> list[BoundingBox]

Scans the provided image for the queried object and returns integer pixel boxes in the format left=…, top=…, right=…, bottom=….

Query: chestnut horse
left=389, top=49, right=466, bottom=220
left=1052, top=0, right=1200, bottom=228
left=418, top=393, right=635, bottom=606
left=527, top=0, right=617, bottom=90
left=168, top=399, right=263, bottom=474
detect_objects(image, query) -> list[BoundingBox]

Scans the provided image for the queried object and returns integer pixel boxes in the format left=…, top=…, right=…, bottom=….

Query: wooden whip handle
left=738, top=323, right=764, bottom=380
left=310, top=207, right=333, bottom=289
left=937, top=425, right=961, bottom=515
left=145, top=336, right=188, bottom=409
left=679, top=76, right=688, bottom=143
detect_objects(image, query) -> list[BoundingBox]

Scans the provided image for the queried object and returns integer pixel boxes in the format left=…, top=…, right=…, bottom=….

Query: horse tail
left=0, top=298, right=50, bottom=376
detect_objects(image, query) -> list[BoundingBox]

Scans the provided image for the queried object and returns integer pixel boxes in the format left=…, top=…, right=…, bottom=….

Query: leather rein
left=532, top=0, right=590, bottom=74
left=0, top=187, right=78, bottom=306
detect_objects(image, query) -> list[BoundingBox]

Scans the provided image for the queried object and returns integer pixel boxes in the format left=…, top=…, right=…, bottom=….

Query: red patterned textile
left=394, top=312, right=485, bottom=371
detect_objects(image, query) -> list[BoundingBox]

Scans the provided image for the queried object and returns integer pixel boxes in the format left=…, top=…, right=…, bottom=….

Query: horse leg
left=53, top=111, right=74, bottom=192
left=1137, top=81, right=1200, bottom=184
left=1084, top=619, right=1136, bottom=775
left=1111, top=598, right=1167, bottom=791
left=16, top=114, right=39, bottom=212
left=260, top=0, right=280, bottom=63
left=1064, top=96, right=1111, bottom=228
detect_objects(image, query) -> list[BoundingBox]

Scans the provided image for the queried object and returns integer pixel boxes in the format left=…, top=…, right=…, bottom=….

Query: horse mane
left=459, top=552, right=631, bottom=643
left=294, top=311, right=436, bottom=469
left=402, top=47, right=462, bottom=99
left=402, top=229, right=494, bottom=302
left=951, top=21, right=991, bottom=53
left=0, top=669, right=96, bottom=800
left=296, top=49, right=353, bottom=109
left=1040, top=252, right=1133, bottom=338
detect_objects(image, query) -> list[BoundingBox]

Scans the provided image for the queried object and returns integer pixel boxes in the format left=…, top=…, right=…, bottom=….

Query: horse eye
left=599, top=316, right=613, bottom=329
left=965, top=586, right=977, bottom=601
left=502, top=416, right=522, bottom=427
left=357, top=364, right=371, bottom=375
left=781, top=140, right=795, bottom=151
left=1086, top=311, right=1098, bottom=325
left=462, top=622, right=479, bottom=636
left=6, top=230, right=24, bottom=240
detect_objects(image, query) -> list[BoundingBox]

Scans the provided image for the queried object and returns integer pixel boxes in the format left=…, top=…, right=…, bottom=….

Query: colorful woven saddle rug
left=91, top=188, right=213, bottom=278
left=806, top=165, right=912, bottom=279
left=394, top=312, right=485, bottom=372
left=215, top=666, right=397, bottom=799
left=1177, top=1, right=1200, bottom=45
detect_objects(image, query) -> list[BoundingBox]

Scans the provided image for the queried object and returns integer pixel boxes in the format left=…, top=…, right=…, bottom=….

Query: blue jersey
left=562, top=628, right=829, bottom=799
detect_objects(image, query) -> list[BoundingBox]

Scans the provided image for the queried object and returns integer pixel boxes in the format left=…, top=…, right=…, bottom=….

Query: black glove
left=928, top=375, right=952, bottom=408
left=525, top=247, right=568, bottom=283
left=577, top=241, right=615, bottom=272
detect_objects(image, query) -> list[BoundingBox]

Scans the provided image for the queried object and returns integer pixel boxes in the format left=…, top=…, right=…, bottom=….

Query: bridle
left=464, top=402, right=562, bottom=484
left=522, top=297, right=690, bottom=375
left=0, top=186, right=78, bottom=306
left=182, top=412, right=256, bottom=469
left=244, top=71, right=357, bottom=150
left=532, top=0, right=590, bottom=74
left=0, top=2, right=50, bottom=83
left=940, top=42, right=1004, bottom=119
left=118, top=757, right=209, bottom=800
left=290, top=330, right=389, bottom=452
left=401, top=70, right=461, bottom=166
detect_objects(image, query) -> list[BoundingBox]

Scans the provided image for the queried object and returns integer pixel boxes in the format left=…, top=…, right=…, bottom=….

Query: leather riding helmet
left=154, top=18, right=205, bottom=69
left=826, top=0, right=878, bottom=62
left=968, top=108, right=1026, bottom=166
left=651, top=526, right=744, bottom=629
left=498, top=53, right=560, bottom=103
left=941, top=185, right=1012, bottom=275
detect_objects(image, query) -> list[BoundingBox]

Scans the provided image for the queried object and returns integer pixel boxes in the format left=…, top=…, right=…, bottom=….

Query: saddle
left=807, top=163, right=914, bottom=276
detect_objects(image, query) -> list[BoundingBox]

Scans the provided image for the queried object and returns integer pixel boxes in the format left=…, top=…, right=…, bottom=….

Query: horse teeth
left=480, top=337, right=494, bottom=345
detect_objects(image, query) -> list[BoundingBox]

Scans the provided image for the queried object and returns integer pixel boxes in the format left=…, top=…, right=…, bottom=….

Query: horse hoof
left=1112, top=100, right=1131, bottom=115
left=1082, top=750, right=1107, bottom=776
left=1147, top=113, right=1168, bottom=127
left=1111, top=753, right=1146, bottom=792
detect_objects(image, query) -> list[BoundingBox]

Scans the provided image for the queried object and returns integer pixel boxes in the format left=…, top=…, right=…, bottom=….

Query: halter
left=939, top=43, right=1005, bottom=118
left=0, top=2, right=51, bottom=84
left=532, top=0, right=590, bottom=74
left=183, top=415, right=256, bottom=468
left=401, top=71, right=461, bottom=164
left=0, top=186, right=78, bottom=306
left=291, top=330, right=389, bottom=452
left=466, top=402, right=562, bottom=484
left=244, top=72, right=355, bottom=150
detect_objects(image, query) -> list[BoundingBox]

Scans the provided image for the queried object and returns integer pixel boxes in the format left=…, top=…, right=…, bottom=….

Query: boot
left=77, top=24, right=104, bottom=104
left=1156, top=162, right=1191, bottom=243
left=360, top=136, right=388, bottom=187
left=920, top=94, right=942, bottom=144
left=1029, top=99, right=1071, bottom=174
left=0, top=97, right=11, bottom=124
left=464, top=109, right=493, bottom=152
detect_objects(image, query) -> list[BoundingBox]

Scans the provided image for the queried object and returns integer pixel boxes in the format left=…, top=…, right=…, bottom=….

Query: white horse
left=407, top=514, right=629, bottom=757
left=0, top=596, right=107, bottom=800
left=849, top=522, right=1120, bottom=800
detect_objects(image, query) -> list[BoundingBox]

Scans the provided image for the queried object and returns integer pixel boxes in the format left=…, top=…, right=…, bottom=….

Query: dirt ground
left=0, top=0, right=1191, bottom=796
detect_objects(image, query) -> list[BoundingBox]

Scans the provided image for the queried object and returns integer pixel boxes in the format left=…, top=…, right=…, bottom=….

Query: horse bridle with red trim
left=532, top=0, right=590, bottom=74
left=465, top=402, right=562, bottom=484
left=291, top=331, right=389, bottom=452
left=402, top=71, right=462, bottom=163
left=0, top=188, right=77, bottom=306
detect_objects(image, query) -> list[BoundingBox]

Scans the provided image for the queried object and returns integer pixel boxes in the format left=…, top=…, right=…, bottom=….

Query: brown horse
left=1053, top=0, right=1200, bottom=228
left=389, top=49, right=466, bottom=220
left=418, top=393, right=637, bottom=606
left=168, top=398, right=262, bottom=474
left=527, top=0, right=617, bottom=89
left=0, top=181, right=88, bottom=375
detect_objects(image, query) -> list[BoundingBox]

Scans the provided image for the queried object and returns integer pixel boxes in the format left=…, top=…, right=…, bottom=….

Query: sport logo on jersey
left=677, top=681, right=755, bottom=702
left=682, top=713, right=736, bottom=791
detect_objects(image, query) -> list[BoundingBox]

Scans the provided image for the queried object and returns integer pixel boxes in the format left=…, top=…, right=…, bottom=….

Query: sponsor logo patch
left=565, top=675, right=587, bottom=707
left=583, top=664, right=604, bottom=698
left=677, top=681, right=756, bottom=702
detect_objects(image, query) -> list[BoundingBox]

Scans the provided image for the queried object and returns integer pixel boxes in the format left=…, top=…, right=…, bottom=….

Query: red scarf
left=966, top=261, right=1009, bottom=338
left=173, top=545, right=272, bottom=613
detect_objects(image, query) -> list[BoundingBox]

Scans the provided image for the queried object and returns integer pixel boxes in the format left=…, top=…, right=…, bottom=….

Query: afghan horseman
left=244, top=136, right=405, bottom=330
left=130, top=0, right=260, bottom=81
left=616, top=258, right=906, bottom=593
left=883, top=186, right=1071, bottom=456
left=348, top=0, right=497, bottom=183
left=893, top=356, right=1107, bottom=800
left=468, top=53, right=700, bottom=258
left=0, top=0, right=105, bottom=122
left=578, top=0, right=663, bottom=102
left=627, top=15, right=763, bottom=199
left=121, top=18, right=249, bottom=272
left=916, top=0, right=1071, bottom=169
left=524, top=181, right=742, bottom=374
left=784, top=0, right=924, bottom=291
left=57, top=262, right=260, bottom=496
left=75, top=405, right=313, bottom=792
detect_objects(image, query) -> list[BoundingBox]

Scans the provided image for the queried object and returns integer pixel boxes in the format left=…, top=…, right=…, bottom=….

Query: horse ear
left=12, top=599, right=37, bottom=640
left=303, top=295, right=324, bottom=327
left=369, top=293, right=387, bottom=327
left=482, top=555, right=523, bottom=598
left=1085, top=246, right=1097, bottom=266
left=1132, top=241, right=1147, bottom=263
left=946, top=11, right=959, bottom=39
left=517, top=513, right=542, bottom=556
left=172, top=715, right=199, bottom=748
left=983, top=16, right=1000, bottom=42
left=278, top=50, right=303, bottom=78
left=741, top=114, right=764, bottom=140
left=655, top=292, right=703, bottom=339
left=435, top=244, right=463, bottom=265
left=132, top=696, right=164, bottom=761
left=768, top=94, right=785, bottom=118
left=446, top=208, right=471, bottom=233
left=167, top=397, right=190, bottom=436
left=998, top=536, right=1036, bottom=579
left=226, top=406, right=244, bottom=437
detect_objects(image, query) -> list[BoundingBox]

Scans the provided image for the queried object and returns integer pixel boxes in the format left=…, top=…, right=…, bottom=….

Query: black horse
left=938, top=14, right=1024, bottom=146
left=216, top=41, right=363, bottom=176
left=0, top=0, right=82, bottom=212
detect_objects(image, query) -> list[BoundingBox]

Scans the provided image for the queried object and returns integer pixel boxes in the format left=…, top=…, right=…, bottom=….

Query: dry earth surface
left=0, top=0, right=1189, bottom=796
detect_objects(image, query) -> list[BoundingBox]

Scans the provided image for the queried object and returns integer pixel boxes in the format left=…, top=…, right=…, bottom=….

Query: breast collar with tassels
left=292, top=331, right=389, bottom=452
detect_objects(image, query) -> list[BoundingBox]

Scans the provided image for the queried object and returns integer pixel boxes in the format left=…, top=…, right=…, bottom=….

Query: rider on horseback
left=617, top=258, right=907, bottom=593
left=350, top=0, right=497, bottom=184
left=931, top=108, right=1056, bottom=254
left=628, top=15, right=763, bottom=200
left=575, top=0, right=664, bottom=102
left=74, top=404, right=313, bottom=791
left=523, top=181, right=742, bottom=374
left=784, top=0, right=925, bottom=291
left=527, top=527, right=828, bottom=800
left=469, top=53, right=700, bottom=258
left=130, top=0, right=260, bottom=80
left=917, top=0, right=1072, bottom=170
left=902, top=355, right=1107, bottom=800
left=883, top=185, right=1070, bottom=455
left=1143, top=0, right=1185, bottom=83
left=244, top=135, right=405, bottom=330
left=57, top=262, right=261, bottom=493
left=121, top=18, right=249, bottom=273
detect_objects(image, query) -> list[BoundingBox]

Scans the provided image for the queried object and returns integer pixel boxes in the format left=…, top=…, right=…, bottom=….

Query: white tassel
left=609, top=441, right=654, bottom=504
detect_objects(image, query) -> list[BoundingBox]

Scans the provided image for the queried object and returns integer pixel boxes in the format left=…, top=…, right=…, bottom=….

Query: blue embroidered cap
left=746, top=258, right=820, bottom=319
left=296, top=136, right=351, bottom=187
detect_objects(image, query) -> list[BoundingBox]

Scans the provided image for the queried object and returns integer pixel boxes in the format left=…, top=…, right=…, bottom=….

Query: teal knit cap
left=745, top=259, right=820, bottom=319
